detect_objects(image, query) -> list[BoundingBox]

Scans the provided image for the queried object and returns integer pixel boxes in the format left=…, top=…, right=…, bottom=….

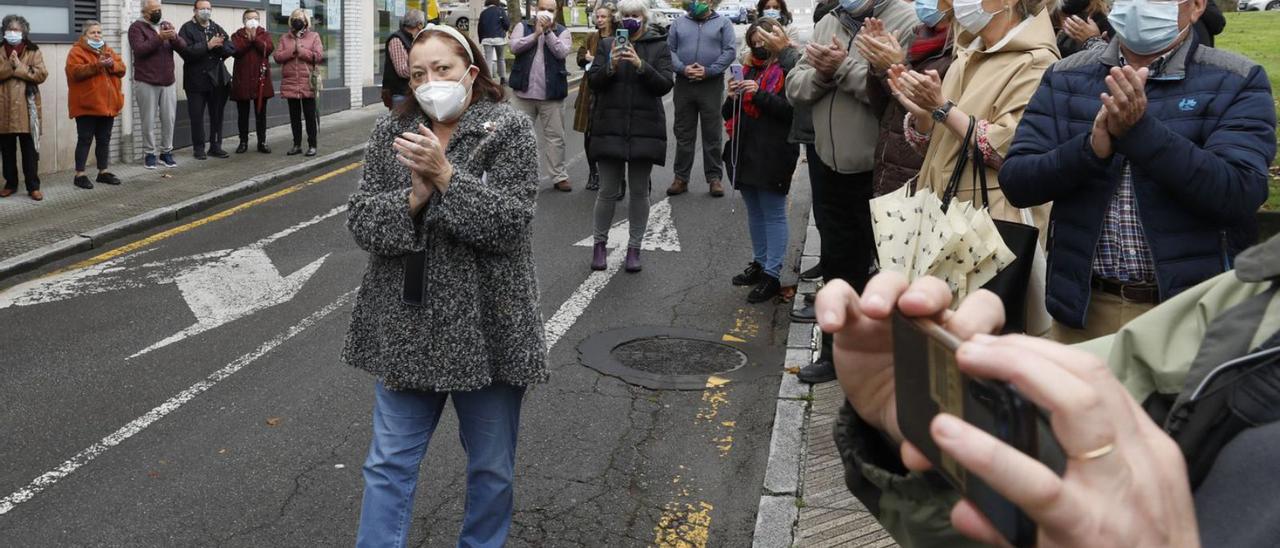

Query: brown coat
left=0, top=43, right=48, bottom=134
left=572, top=31, right=604, bottom=133
left=868, top=37, right=953, bottom=197
left=65, top=38, right=126, bottom=118
left=272, top=30, right=323, bottom=99
left=917, top=9, right=1058, bottom=228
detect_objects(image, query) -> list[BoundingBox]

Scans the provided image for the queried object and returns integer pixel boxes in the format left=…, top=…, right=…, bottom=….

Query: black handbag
left=941, top=116, right=1039, bottom=334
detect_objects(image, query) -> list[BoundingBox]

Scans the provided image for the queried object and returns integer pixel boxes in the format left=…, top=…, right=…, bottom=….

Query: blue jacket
left=1001, top=37, right=1276, bottom=329
left=667, top=13, right=737, bottom=79
left=478, top=5, right=510, bottom=40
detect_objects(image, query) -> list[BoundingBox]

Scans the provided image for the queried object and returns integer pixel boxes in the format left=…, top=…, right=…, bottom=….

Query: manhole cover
left=578, top=327, right=775, bottom=391
left=611, top=337, right=748, bottom=376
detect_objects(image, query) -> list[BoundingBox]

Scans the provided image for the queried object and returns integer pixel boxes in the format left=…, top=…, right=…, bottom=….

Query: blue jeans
left=740, top=187, right=789, bottom=279
left=356, top=381, right=526, bottom=548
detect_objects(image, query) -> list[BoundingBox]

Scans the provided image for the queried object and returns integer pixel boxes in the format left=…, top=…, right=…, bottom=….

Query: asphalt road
left=0, top=75, right=812, bottom=545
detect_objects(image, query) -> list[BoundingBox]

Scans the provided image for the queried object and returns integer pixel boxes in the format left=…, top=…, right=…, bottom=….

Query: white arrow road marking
left=0, top=205, right=349, bottom=357
left=547, top=197, right=680, bottom=350
left=0, top=197, right=681, bottom=516
left=0, top=288, right=359, bottom=517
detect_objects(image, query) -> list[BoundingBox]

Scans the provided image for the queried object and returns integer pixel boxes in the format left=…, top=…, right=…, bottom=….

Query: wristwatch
left=931, top=100, right=954, bottom=123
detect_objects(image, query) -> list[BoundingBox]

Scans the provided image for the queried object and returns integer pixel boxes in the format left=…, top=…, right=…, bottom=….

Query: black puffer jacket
left=721, top=56, right=799, bottom=193
left=586, top=26, right=675, bottom=165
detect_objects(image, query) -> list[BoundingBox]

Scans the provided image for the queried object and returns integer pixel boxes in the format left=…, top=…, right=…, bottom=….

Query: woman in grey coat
left=343, top=24, right=545, bottom=548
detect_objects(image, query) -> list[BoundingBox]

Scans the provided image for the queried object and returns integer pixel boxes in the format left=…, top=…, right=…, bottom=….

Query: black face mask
left=291, top=19, right=305, bottom=31
left=751, top=46, right=769, bottom=60
left=149, top=11, right=162, bottom=24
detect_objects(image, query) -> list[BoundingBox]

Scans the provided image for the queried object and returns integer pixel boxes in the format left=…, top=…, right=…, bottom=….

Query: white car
left=1237, top=0, right=1279, bottom=10
left=440, top=2, right=476, bottom=32
left=648, top=0, right=685, bottom=28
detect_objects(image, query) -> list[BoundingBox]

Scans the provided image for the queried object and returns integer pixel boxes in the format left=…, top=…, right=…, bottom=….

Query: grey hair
left=615, top=0, right=650, bottom=20
left=82, top=19, right=102, bottom=34
left=402, top=9, right=426, bottom=29
left=2, top=14, right=31, bottom=36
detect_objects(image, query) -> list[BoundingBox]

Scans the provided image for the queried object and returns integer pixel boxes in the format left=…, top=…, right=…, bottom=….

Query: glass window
left=0, top=0, right=84, bottom=43
left=267, top=0, right=343, bottom=85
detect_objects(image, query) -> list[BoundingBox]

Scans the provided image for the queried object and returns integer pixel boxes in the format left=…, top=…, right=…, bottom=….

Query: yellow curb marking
left=51, top=161, right=363, bottom=275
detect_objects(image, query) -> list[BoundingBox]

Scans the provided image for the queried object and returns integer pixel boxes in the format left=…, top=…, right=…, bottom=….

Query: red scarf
left=725, top=57, right=785, bottom=139
left=908, top=24, right=949, bottom=64
left=3, top=42, right=26, bottom=58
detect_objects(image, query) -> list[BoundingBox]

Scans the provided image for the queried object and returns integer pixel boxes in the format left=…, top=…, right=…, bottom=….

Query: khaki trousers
left=1050, top=291, right=1156, bottom=344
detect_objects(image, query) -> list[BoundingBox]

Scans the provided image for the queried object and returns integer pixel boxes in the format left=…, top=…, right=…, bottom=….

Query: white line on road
left=544, top=245, right=628, bottom=351
left=0, top=289, right=359, bottom=516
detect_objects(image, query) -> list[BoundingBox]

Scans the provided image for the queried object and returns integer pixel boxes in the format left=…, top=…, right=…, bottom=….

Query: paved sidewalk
left=753, top=202, right=897, bottom=547
left=0, top=105, right=386, bottom=279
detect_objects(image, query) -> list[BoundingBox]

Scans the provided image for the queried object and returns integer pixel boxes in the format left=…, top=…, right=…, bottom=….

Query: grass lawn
left=1215, top=11, right=1280, bottom=210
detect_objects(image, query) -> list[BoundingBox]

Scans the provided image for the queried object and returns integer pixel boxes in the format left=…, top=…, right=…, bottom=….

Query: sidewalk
left=0, top=105, right=386, bottom=280
left=753, top=208, right=898, bottom=547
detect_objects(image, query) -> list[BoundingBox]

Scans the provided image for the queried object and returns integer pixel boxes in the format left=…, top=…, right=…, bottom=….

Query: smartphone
left=729, top=62, right=744, bottom=82
left=614, top=28, right=629, bottom=49
left=892, top=312, right=1066, bottom=548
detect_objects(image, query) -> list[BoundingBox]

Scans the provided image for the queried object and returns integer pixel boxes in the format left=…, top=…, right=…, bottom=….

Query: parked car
left=1238, top=0, right=1279, bottom=10
left=441, top=2, right=474, bottom=32
left=649, top=0, right=685, bottom=27
left=716, top=0, right=750, bottom=23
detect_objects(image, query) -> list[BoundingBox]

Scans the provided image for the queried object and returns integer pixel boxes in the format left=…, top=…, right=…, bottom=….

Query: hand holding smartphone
left=729, top=62, right=744, bottom=82
left=892, top=312, right=1065, bottom=547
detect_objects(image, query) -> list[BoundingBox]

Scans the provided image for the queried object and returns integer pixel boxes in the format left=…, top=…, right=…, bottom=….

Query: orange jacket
left=65, top=37, right=126, bottom=118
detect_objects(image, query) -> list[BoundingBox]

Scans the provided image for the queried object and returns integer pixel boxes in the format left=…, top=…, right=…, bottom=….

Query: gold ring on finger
left=1070, top=443, right=1115, bottom=461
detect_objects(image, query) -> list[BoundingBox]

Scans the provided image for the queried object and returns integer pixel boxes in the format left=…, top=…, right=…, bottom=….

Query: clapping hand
left=758, top=25, right=790, bottom=52
left=887, top=64, right=945, bottom=119
left=805, top=37, right=848, bottom=78
left=1063, top=15, right=1103, bottom=43
left=98, top=54, right=114, bottom=68
left=209, top=34, right=225, bottom=48
left=1101, top=65, right=1148, bottom=138
left=855, top=33, right=903, bottom=74
left=395, top=124, right=455, bottom=194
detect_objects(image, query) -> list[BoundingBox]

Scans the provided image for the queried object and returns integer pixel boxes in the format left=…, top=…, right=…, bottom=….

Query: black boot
left=732, top=262, right=763, bottom=286
left=797, top=356, right=836, bottom=384
left=287, top=145, right=303, bottom=156
left=235, top=141, right=248, bottom=154
left=747, top=275, right=781, bottom=303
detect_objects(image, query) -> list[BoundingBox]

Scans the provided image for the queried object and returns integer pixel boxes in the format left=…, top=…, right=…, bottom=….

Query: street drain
left=611, top=338, right=747, bottom=376
left=578, top=327, right=773, bottom=391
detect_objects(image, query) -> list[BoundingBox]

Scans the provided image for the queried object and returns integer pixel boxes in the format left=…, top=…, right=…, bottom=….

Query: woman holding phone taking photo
left=584, top=0, right=674, bottom=273
left=343, top=24, right=545, bottom=548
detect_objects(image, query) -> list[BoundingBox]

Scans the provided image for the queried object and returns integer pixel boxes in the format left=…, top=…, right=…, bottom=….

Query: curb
left=0, top=144, right=368, bottom=283
left=752, top=210, right=821, bottom=548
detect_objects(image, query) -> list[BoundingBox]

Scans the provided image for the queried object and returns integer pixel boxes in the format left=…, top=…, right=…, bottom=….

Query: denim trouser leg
left=740, top=187, right=789, bottom=279
left=356, top=381, right=525, bottom=548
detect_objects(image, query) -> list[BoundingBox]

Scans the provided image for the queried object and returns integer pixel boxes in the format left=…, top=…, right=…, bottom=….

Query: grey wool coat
left=342, top=99, right=549, bottom=392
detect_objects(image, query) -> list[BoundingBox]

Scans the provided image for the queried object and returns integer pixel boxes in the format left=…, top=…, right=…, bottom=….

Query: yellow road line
left=52, top=162, right=362, bottom=275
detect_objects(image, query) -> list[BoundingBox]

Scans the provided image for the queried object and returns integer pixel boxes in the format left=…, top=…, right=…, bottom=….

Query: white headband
left=414, top=23, right=474, bottom=64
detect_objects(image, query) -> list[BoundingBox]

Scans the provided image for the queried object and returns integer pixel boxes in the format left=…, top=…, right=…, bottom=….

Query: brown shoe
left=554, top=180, right=573, bottom=192
left=666, top=178, right=688, bottom=196
left=29, top=190, right=43, bottom=201
left=709, top=179, right=725, bottom=198
left=0, top=188, right=14, bottom=198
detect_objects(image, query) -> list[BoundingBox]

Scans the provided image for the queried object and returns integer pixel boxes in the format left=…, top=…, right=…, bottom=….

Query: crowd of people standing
left=0, top=0, right=328, bottom=199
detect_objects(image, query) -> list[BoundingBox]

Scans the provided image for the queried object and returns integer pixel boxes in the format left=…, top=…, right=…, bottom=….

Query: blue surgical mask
left=763, top=8, right=782, bottom=19
left=953, top=0, right=1004, bottom=34
left=1108, top=0, right=1185, bottom=56
left=913, top=0, right=949, bottom=27
left=4, top=31, right=21, bottom=45
left=838, top=0, right=872, bottom=16
left=87, top=38, right=105, bottom=49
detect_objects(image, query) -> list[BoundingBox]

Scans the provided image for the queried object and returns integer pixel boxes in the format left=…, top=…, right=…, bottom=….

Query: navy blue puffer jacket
left=1000, top=36, right=1276, bottom=329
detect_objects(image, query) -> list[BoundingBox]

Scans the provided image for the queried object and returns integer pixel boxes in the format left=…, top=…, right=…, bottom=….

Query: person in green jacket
left=816, top=232, right=1280, bottom=547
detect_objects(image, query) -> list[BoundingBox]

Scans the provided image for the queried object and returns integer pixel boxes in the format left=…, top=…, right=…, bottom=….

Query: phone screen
left=891, top=312, right=1065, bottom=547
left=729, top=63, right=744, bottom=82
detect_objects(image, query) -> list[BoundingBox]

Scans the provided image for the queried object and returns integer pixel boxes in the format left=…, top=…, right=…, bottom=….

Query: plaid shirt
left=1091, top=51, right=1176, bottom=284
left=1093, top=165, right=1155, bottom=282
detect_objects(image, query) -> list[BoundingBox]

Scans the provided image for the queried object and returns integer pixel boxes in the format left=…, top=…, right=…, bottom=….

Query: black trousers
left=74, top=116, right=115, bottom=172
left=187, top=86, right=229, bottom=152
left=808, top=145, right=876, bottom=360
left=236, top=99, right=269, bottom=145
left=287, top=98, right=318, bottom=148
left=0, top=133, right=40, bottom=191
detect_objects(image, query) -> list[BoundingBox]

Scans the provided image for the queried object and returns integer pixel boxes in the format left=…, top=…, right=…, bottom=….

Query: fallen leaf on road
left=161, top=173, right=173, bottom=179
left=218, top=448, right=227, bottom=454
left=785, top=367, right=800, bottom=374
left=147, top=471, right=160, bottom=479
left=266, top=417, right=283, bottom=427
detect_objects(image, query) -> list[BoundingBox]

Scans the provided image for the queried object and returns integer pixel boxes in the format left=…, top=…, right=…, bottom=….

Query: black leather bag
left=941, top=116, right=1039, bottom=333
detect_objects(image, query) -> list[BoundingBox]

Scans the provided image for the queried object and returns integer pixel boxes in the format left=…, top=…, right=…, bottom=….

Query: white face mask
left=245, top=19, right=259, bottom=29
left=953, top=0, right=1005, bottom=35
left=414, top=68, right=473, bottom=122
left=537, top=9, right=555, bottom=21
